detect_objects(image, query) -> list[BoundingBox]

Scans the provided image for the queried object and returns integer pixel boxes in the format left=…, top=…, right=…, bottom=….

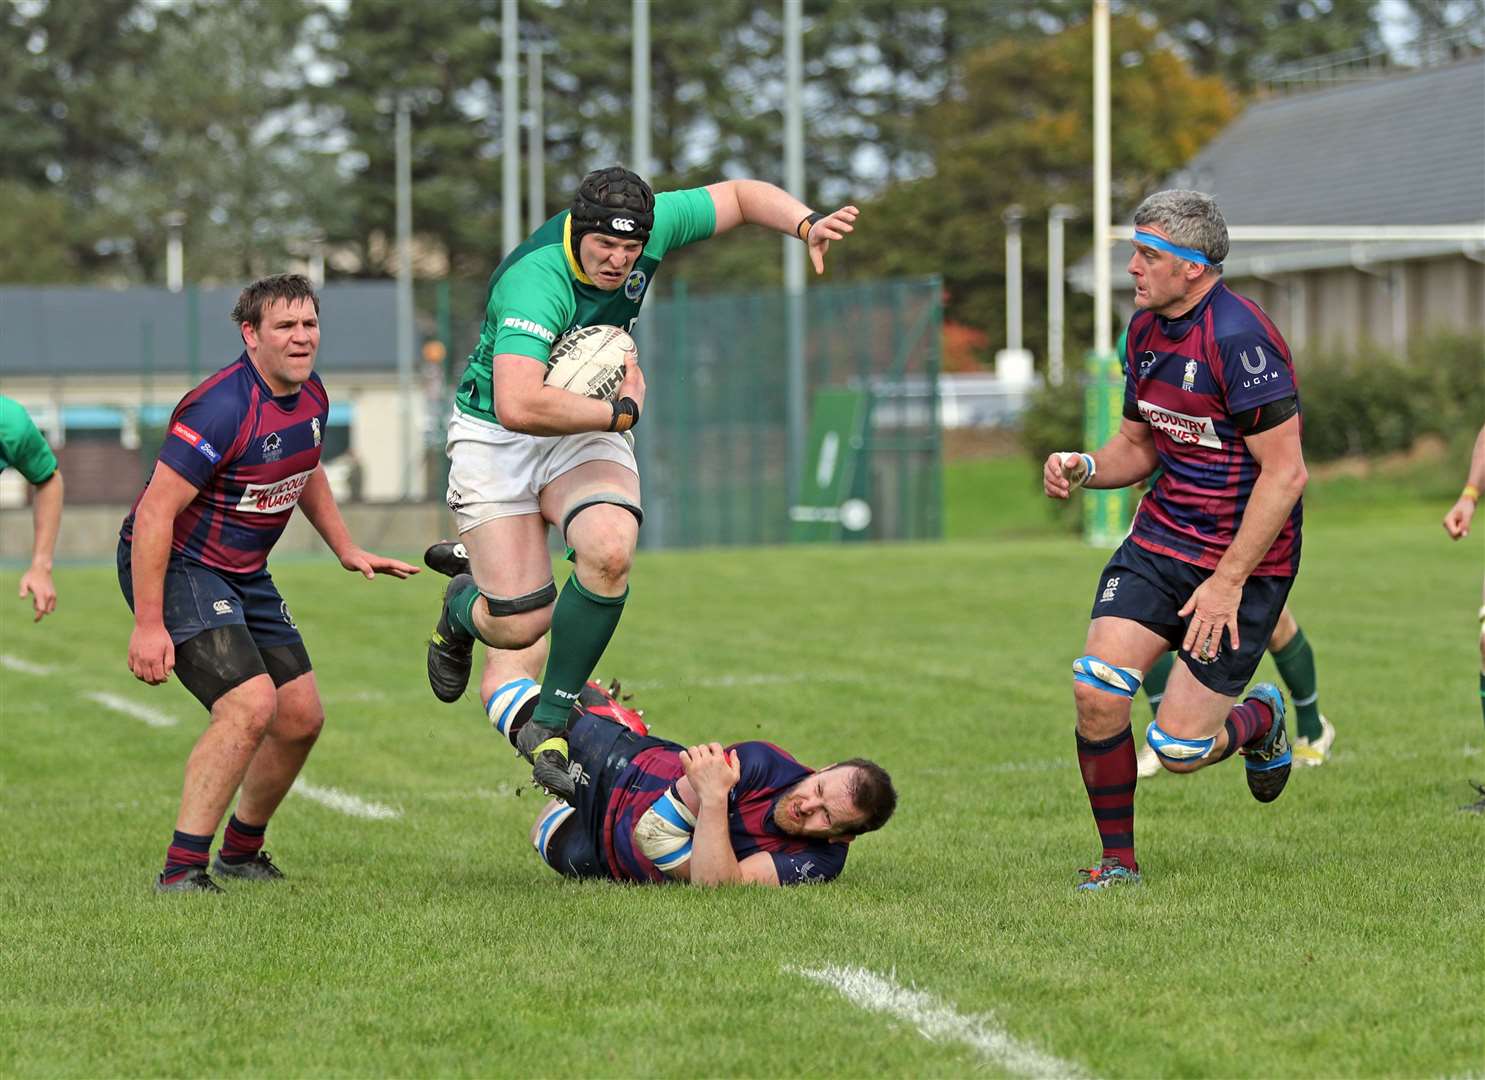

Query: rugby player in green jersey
left=425, top=166, right=858, bottom=801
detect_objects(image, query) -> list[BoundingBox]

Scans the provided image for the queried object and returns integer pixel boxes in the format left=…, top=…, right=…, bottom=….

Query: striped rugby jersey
left=121, top=353, right=328, bottom=574
left=603, top=740, right=848, bottom=886
left=1123, top=281, right=1303, bottom=577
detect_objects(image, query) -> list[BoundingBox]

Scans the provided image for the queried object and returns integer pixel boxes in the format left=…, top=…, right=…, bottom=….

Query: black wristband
left=609, top=396, right=640, bottom=433
left=796, top=211, right=825, bottom=241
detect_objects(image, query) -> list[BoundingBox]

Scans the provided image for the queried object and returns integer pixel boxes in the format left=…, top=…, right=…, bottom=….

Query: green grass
left=2, top=486, right=1483, bottom=1077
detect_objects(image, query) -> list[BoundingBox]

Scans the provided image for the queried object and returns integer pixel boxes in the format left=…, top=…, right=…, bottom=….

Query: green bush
left=1299, top=333, right=1484, bottom=460
left=1018, top=376, right=1086, bottom=468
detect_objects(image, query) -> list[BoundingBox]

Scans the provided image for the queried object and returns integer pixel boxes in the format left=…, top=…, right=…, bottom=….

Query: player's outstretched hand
left=340, top=547, right=421, bottom=579
left=1178, top=575, right=1243, bottom=659
left=18, top=566, right=56, bottom=621
left=1443, top=497, right=1476, bottom=539
left=680, top=742, right=740, bottom=806
left=1044, top=452, right=1091, bottom=499
left=128, top=622, right=175, bottom=685
left=808, top=205, right=859, bottom=275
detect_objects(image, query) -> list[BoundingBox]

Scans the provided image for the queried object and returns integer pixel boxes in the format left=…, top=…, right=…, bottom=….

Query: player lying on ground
left=485, top=679, right=896, bottom=886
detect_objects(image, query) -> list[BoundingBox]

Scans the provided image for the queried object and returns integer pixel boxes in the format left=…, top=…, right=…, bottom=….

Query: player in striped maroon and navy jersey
left=1044, top=190, right=1308, bottom=890
left=118, top=274, right=419, bottom=894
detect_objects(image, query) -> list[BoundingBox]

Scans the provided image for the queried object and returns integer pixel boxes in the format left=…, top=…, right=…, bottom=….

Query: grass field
left=2, top=471, right=1482, bottom=1078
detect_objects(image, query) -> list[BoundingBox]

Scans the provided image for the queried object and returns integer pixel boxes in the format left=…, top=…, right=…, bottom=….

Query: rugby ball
left=544, top=325, right=633, bottom=402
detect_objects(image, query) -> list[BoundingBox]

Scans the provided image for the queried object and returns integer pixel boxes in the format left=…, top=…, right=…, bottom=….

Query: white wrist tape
left=1062, top=452, right=1096, bottom=489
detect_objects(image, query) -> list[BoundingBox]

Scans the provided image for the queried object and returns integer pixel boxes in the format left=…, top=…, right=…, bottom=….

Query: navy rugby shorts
left=1090, top=537, right=1294, bottom=697
left=116, top=538, right=305, bottom=652
left=540, top=710, right=678, bottom=881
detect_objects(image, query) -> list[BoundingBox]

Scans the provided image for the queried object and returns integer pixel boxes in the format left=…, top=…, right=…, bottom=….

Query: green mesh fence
left=428, top=275, right=942, bottom=550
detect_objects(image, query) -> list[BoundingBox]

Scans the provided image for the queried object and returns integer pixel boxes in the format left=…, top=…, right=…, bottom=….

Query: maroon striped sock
left=1222, top=697, right=1274, bottom=759
left=218, top=814, right=267, bottom=865
left=1077, top=726, right=1138, bottom=871
left=162, top=830, right=213, bottom=883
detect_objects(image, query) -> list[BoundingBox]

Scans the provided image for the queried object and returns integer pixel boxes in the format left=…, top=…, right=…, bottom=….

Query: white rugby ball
left=544, top=325, right=633, bottom=402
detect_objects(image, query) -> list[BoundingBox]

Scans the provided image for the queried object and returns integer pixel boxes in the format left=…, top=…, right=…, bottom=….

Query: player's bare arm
left=1443, top=422, right=1485, bottom=539
left=679, top=742, right=743, bottom=885
left=297, top=465, right=419, bottom=579
left=1044, top=418, right=1157, bottom=499
left=705, top=179, right=859, bottom=275
left=126, top=462, right=200, bottom=684
left=1179, top=414, right=1307, bottom=655
left=677, top=742, right=772, bottom=887
left=18, top=469, right=63, bottom=620
left=491, top=353, right=641, bottom=436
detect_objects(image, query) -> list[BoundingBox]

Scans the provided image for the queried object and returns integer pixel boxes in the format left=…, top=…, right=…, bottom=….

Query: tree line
left=2, top=0, right=1478, bottom=362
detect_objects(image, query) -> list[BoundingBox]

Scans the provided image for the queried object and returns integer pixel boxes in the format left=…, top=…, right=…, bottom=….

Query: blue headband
left=1133, top=229, right=1219, bottom=268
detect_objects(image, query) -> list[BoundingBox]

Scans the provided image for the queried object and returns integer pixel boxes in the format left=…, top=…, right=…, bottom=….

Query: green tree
left=1131, top=0, right=1383, bottom=89
left=838, top=15, right=1238, bottom=367
left=0, top=0, right=333, bottom=285
left=0, top=0, right=158, bottom=280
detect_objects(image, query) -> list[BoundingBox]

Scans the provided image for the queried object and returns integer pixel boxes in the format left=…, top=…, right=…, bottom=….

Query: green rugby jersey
left=0, top=395, right=58, bottom=483
left=454, top=186, right=717, bottom=427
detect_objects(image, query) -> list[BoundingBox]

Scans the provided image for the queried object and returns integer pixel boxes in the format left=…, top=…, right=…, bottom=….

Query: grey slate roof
left=1072, top=56, right=1485, bottom=286
left=0, top=281, right=400, bottom=375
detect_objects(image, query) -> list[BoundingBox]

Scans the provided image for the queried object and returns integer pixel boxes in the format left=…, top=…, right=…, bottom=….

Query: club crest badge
left=1181, top=359, right=1198, bottom=393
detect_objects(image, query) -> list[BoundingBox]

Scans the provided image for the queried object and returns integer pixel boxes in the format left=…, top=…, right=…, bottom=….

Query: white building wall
left=0, top=371, right=429, bottom=503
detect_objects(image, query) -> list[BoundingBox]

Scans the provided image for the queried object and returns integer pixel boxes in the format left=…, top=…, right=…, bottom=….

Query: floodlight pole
left=632, top=0, right=651, bottom=177
left=165, top=211, right=186, bottom=293
left=502, top=0, right=520, bottom=256
left=395, top=96, right=415, bottom=499
left=1047, top=205, right=1076, bottom=386
left=527, top=46, right=544, bottom=233
left=1092, top=0, right=1112, bottom=357
left=1004, top=205, right=1024, bottom=351
left=783, top=0, right=805, bottom=510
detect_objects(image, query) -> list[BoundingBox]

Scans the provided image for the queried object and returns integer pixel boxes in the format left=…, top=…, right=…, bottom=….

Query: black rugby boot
left=427, top=574, right=477, bottom=703
left=424, top=539, right=471, bottom=579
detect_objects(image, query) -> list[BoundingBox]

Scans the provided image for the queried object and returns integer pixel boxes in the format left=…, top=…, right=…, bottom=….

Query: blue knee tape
left=1072, top=655, right=1143, bottom=698
left=1146, top=719, right=1217, bottom=763
left=486, top=678, right=540, bottom=740
left=533, top=801, right=576, bottom=863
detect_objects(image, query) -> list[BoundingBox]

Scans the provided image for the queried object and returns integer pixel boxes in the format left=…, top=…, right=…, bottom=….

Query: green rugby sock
left=1143, top=652, right=1174, bottom=720
left=446, top=582, right=486, bottom=644
left=1478, top=672, right=1484, bottom=731
left=1272, top=627, right=1321, bottom=740
left=532, top=574, right=627, bottom=732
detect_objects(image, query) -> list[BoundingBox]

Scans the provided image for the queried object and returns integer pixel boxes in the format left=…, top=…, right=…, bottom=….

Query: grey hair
left=1132, top=189, right=1229, bottom=271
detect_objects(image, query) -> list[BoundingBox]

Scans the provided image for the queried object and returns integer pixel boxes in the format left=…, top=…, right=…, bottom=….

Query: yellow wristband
left=1465, top=484, right=1481, bottom=503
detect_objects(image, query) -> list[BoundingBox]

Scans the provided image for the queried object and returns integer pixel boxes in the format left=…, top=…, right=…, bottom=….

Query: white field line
left=1, top=653, right=56, bottom=676
left=791, top=965, right=1092, bottom=1080
left=291, top=779, right=401, bottom=820
left=83, top=691, right=179, bottom=728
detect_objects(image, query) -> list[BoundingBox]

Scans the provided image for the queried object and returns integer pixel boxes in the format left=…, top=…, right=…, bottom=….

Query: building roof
left=1072, top=56, right=1485, bottom=287
left=0, top=282, right=400, bottom=375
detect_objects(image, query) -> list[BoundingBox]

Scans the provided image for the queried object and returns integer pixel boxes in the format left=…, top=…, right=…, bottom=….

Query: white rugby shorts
left=444, top=409, right=640, bottom=534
